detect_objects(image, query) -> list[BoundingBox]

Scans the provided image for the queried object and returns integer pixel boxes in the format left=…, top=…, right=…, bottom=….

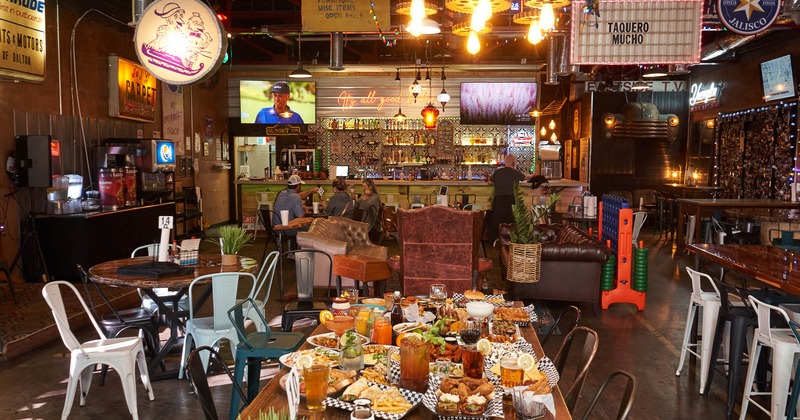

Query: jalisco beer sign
left=717, top=0, right=781, bottom=35
left=0, top=0, right=46, bottom=81
left=570, top=0, right=703, bottom=65
left=134, top=0, right=227, bottom=85
left=109, top=56, right=158, bottom=122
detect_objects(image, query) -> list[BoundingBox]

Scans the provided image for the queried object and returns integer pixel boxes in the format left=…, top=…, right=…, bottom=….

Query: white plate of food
left=306, top=332, right=370, bottom=349
left=279, top=347, right=341, bottom=368
left=363, top=344, right=400, bottom=366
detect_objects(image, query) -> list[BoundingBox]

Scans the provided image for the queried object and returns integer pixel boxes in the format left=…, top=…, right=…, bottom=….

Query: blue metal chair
left=769, top=229, right=800, bottom=252
left=227, top=298, right=305, bottom=419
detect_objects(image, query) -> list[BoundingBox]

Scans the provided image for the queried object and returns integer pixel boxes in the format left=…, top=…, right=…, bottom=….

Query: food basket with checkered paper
left=323, top=382, right=424, bottom=419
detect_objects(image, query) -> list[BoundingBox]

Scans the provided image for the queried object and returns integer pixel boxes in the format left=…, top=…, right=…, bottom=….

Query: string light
left=369, top=1, right=396, bottom=46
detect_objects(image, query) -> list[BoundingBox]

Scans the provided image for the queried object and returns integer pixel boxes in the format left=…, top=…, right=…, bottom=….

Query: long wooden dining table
left=239, top=310, right=572, bottom=420
left=687, top=243, right=800, bottom=295
left=89, top=254, right=259, bottom=380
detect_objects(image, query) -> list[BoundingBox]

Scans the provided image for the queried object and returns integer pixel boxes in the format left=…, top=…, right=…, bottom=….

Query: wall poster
left=579, top=138, right=590, bottom=183
left=564, top=139, right=572, bottom=179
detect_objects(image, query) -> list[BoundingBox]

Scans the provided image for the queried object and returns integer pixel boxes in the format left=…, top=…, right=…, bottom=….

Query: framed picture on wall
left=579, top=138, right=590, bottom=183
left=564, top=139, right=572, bottom=178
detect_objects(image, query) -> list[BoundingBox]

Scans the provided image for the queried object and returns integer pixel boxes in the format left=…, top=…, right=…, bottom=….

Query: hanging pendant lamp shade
left=438, top=88, right=450, bottom=110
left=421, top=103, right=439, bottom=129
left=289, top=64, right=312, bottom=78
left=395, top=108, right=407, bottom=122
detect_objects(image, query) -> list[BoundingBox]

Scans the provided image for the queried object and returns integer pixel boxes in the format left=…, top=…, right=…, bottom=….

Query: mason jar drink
left=399, top=335, right=430, bottom=392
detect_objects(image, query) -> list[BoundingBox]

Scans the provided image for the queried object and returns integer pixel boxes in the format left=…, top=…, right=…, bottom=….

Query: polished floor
left=0, top=225, right=777, bottom=419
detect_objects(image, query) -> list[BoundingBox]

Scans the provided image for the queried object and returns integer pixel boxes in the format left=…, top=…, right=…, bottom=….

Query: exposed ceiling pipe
left=329, top=32, right=345, bottom=71
left=701, top=16, right=793, bottom=61
left=786, top=0, right=800, bottom=24
left=555, top=33, right=570, bottom=76
left=545, top=35, right=559, bottom=85
left=130, top=0, right=152, bottom=25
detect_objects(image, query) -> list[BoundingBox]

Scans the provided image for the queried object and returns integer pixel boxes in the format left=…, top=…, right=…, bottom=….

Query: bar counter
left=236, top=178, right=588, bottom=229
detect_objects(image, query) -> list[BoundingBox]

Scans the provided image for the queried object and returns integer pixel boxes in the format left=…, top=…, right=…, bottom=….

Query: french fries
left=373, top=387, right=413, bottom=414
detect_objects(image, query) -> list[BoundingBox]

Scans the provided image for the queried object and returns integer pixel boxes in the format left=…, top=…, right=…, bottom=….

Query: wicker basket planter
left=507, top=242, right=542, bottom=283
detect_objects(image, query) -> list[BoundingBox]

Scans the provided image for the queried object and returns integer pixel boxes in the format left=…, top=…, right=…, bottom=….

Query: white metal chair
left=131, top=244, right=188, bottom=315
left=739, top=295, right=800, bottom=419
left=42, top=281, right=154, bottom=420
left=632, top=211, right=647, bottom=247
left=462, top=203, right=484, bottom=211
left=254, top=192, right=271, bottom=239
left=178, top=272, right=257, bottom=379
left=676, top=267, right=723, bottom=394
left=242, top=250, right=280, bottom=332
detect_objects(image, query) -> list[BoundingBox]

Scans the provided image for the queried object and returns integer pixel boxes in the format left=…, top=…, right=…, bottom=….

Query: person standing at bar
left=326, top=176, right=355, bottom=219
left=488, top=154, right=531, bottom=242
left=272, top=174, right=315, bottom=249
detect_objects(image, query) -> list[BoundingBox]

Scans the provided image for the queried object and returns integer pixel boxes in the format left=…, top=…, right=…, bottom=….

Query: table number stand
left=598, top=196, right=645, bottom=311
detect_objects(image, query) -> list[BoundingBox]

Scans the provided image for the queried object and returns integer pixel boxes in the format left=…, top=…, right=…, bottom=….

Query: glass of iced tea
left=303, top=364, right=330, bottom=412
left=399, top=335, right=430, bottom=393
left=500, top=357, right=524, bottom=389
left=462, top=344, right=485, bottom=379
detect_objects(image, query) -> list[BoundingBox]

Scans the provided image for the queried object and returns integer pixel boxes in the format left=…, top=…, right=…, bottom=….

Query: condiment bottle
left=390, top=291, right=403, bottom=326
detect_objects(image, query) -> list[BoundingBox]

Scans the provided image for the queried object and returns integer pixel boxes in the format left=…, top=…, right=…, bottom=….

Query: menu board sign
left=570, top=0, right=703, bottom=65
left=302, top=0, right=391, bottom=32
left=0, top=0, right=46, bottom=81
left=109, top=56, right=158, bottom=122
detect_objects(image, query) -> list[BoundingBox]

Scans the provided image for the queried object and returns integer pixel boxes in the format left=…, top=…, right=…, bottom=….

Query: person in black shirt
left=488, top=154, right=532, bottom=241
left=326, top=176, right=355, bottom=219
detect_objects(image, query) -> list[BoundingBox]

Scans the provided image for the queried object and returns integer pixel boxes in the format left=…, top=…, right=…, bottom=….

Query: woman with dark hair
left=326, top=176, right=355, bottom=219
left=357, top=179, right=381, bottom=230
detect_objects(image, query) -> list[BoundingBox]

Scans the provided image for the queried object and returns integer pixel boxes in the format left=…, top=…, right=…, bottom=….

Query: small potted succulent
left=209, top=225, right=252, bottom=266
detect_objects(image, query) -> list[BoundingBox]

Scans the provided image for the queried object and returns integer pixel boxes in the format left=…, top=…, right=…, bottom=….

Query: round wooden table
left=89, top=254, right=258, bottom=380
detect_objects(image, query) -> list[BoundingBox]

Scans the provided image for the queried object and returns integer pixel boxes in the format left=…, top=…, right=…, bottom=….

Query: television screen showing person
left=254, top=81, right=305, bottom=124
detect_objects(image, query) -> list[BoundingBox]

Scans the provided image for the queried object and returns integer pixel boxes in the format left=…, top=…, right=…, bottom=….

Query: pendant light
left=539, top=3, right=555, bottom=31
left=527, top=19, right=543, bottom=45
left=467, top=31, right=480, bottom=54
left=394, top=68, right=407, bottom=122
left=421, top=76, right=439, bottom=129
left=437, top=67, right=450, bottom=110
left=289, top=35, right=312, bottom=79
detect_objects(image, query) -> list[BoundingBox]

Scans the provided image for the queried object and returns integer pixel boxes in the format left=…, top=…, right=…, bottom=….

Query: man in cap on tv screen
left=254, top=81, right=305, bottom=124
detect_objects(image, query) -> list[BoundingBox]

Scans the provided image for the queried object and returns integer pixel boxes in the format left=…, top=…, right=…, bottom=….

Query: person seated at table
left=326, top=176, right=355, bottom=219
left=272, top=174, right=315, bottom=249
left=357, top=178, right=381, bottom=231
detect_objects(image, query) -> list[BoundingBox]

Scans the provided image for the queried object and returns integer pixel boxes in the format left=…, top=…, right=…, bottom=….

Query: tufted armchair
left=297, top=217, right=388, bottom=292
left=389, top=206, right=493, bottom=296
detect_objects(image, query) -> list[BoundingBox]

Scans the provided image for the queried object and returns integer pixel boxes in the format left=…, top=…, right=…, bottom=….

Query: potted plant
left=209, top=225, right=252, bottom=266
left=507, top=183, right=559, bottom=283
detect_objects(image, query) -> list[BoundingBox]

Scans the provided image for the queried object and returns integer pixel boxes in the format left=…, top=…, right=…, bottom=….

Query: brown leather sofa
left=297, top=217, right=388, bottom=291
left=499, top=223, right=610, bottom=308
left=389, top=206, right=493, bottom=296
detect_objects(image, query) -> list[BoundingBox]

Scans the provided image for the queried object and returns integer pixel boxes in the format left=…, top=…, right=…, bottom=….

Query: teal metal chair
left=769, top=229, right=800, bottom=252
left=227, top=298, right=305, bottom=419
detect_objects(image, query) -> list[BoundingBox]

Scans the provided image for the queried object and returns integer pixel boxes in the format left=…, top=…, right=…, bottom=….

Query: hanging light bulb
left=550, top=132, right=558, bottom=143
left=474, top=0, right=492, bottom=23
left=467, top=31, right=480, bottom=55
left=527, top=20, right=543, bottom=45
left=409, top=0, right=426, bottom=20
left=548, top=119, right=556, bottom=130
left=438, top=88, right=450, bottom=110
left=407, top=19, right=423, bottom=37
left=540, top=126, right=547, bottom=137
left=394, top=107, right=407, bottom=122
left=471, top=12, right=487, bottom=32
left=539, top=3, right=555, bottom=31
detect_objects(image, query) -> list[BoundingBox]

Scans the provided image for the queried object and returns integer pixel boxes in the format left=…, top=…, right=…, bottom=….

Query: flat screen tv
left=761, top=55, right=796, bottom=102
left=460, top=82, right=537, bottom=125
left=239, top=80, right=317, bottom=124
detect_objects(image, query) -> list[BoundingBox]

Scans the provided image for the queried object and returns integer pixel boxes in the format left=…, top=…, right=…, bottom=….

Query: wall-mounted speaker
left=15, top=135, right=52, bottom=188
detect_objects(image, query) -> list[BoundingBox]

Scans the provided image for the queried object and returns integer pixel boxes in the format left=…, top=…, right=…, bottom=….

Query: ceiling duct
left=701, top=16, right=793, bottom=61
left=130, top=0, right=153, bottom=25
left=555, top=33, right=572, bottom=77
left=329, top=32, right=345, bottom=71
left=545, top=35, right=559, bottom=85
left=786, top=0, right=800, bottom=24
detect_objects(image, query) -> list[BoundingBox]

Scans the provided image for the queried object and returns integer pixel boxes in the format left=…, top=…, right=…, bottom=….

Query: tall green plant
left=208, top=225, right=253, bottom=254
left=509, top=183, right=559, bottom=244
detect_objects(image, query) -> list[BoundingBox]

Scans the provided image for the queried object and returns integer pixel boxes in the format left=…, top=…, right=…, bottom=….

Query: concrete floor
left=0, top=225, right=776, bottom=419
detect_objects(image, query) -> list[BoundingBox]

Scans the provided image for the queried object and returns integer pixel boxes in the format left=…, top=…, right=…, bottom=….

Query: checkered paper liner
left=422, top=373, right=505, bottom=419
left=452, top=293, right=511, bottom=307
left=493, top=304, right=538, bottom=327
left=323, top=382, right=424, bottom=420
left=485, top=341, right=559, bottom=389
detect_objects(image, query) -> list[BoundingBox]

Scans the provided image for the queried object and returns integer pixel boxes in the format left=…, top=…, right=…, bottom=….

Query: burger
left=463, top=290, right=485, bottom=301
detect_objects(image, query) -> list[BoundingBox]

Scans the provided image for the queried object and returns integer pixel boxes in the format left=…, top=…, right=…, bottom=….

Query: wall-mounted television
left=761, top=55, right=796, bottom=102
left=239, top=80, right=317, bottom=124
left=459, top=82, right=537, bottom=125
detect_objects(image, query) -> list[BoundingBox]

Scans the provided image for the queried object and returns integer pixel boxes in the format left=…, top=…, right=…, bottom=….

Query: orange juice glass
left=371, top=318, right=392, bottom=345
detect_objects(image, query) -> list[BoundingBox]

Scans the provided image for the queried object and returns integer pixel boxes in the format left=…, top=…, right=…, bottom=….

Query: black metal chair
left=257, top=208, right=279, bottom=263
left=186, top=346, right=249, bottom=420
left=541, top=305, right=582, bottom=347
left=580, top=370, right=638, bottom=420
left=76, top=263, right=162, bottom=384
left=281, top=249, right=333, bottom=332
left=554, top=326, right=599, bottom=413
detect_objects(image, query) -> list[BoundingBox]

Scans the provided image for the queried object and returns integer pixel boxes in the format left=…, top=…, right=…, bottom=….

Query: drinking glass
left=430, top=284, right=447, bottom=310
left=512, top=387, right=546, bottom=419
left=461, top=344, right=485, bottom=379
left=347, top=288, right=360, bottom=305
left=436, top=357, right=452, bottom=379
left=399, top=335, right=430, bottom=393
left=460, top=318, right=481, bottom=345
left=383, top=292, right=395, bottom=310
left=500, top=357, right=525, bottom=389
left=303, top=364, right=330, bottom=412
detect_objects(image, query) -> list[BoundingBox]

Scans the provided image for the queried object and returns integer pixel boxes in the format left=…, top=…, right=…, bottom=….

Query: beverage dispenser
left=96, top=140, right=137, bottom=210
left=538, top=142, right=563, bottom=179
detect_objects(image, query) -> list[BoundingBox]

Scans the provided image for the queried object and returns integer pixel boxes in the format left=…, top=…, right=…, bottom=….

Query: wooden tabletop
left=726, top=207, right=800, bottom=222
left=675, top=198, right=797, bottom=207
left=688, top=244, right=800, bottom=295
left=239, top=311, right=571, bottom=420
left=89, top=254, right=259, bottom=289
left=273, top=216, right=315, bottom=232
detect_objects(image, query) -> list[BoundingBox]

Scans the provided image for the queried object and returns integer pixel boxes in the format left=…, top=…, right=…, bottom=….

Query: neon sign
left=689, top=82, right=722, bottom=111
left=336, top=89, right=436, bottom=112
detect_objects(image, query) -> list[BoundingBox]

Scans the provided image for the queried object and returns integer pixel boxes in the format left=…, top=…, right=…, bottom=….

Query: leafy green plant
left=208, top=225, right=252, bottom=255
left=509, top=183, right=560, bottom=244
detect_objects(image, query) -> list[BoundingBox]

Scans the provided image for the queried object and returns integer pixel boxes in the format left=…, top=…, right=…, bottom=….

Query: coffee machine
left=538, top=142, right=563, bottom=179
